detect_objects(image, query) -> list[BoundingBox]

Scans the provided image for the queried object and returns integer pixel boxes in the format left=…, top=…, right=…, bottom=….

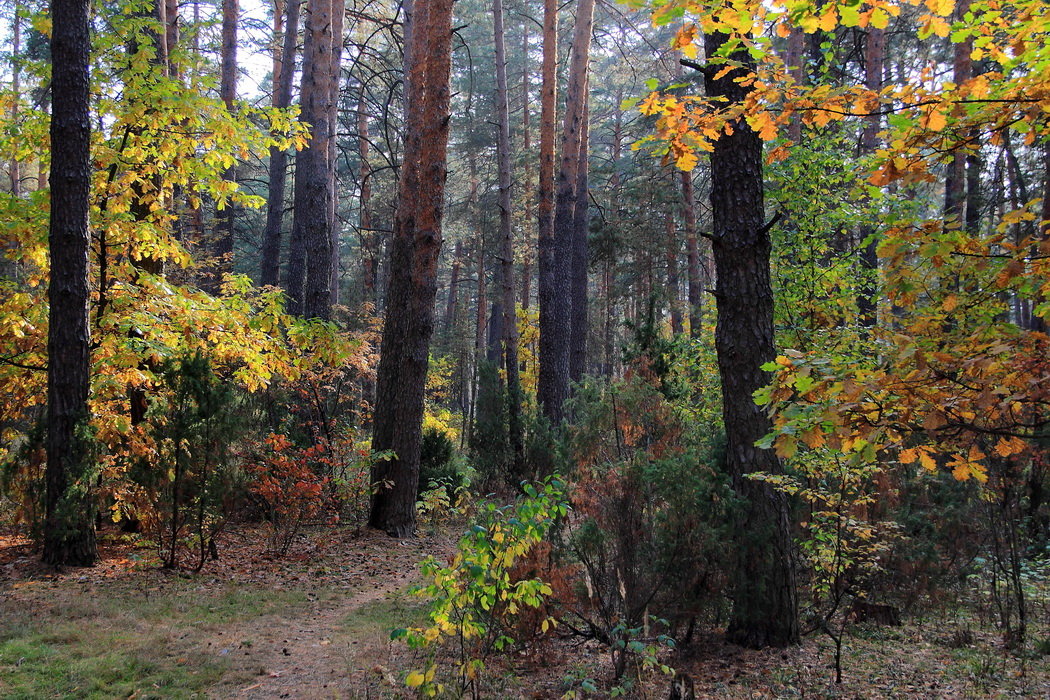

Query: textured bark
left=944, top=0, right=972, bottom=223
left=287, top=0, right=335, bottom=318
left=520, top=24, right=533, bottom=311
left=704, top=31, right=798, bottom=648
left=213, top=0, right=238, bottom=287
left=369, top=0, right=453, bottom=537
left=665, top=211, right=683, bottom=335
left=535, top=0, right=558, bottom=419
left=568, top=96, right=589, bottom=384
left=857, top=26, right=884, bottom=328
left=539, top=0, right=592, bottom=424
left=260, top=0, right=301, bottom=287
left=328, top=0, right=346, bottom=305
left=494, top=0, right=523, bottom=474
left=44, top=0, right=97, bottom=567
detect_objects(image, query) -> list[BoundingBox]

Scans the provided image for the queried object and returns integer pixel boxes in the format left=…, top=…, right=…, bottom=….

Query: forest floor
left=1, top=522, right=1048, bottom=699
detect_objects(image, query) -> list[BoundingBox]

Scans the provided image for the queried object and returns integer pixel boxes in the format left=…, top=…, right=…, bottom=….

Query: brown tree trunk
left=494, top=0, right=524, bottom=474
left=666, top=210, right=683, bottom=335
left=944, top=0, right=971, bottom=224
left=357, top=88, right=377, bottom=304
left=520, top=23, right=533, bottom=311
left=444, top=239, right=464, bottom=334
left=328, top=0, right=346, bottom=306
left=369, top=0, right=454, bottom=537
left=260, top=0, right=301, bottom=287
left=539, top=0, right=593, bottom=424
left=287, top=0, right=334, bottom=318
left=568, top=95, right=590, bottom=384
left=213, top=0, right=238, bottom=288
left=44, top=0, right=97, bottom=567
left=9, top=6, right=21, bottom=197
left=681, top=170, right=703, bottom=337
left=857, top=26, right=884, bottom=329
left=535, top=0, right=558, bottom=421
left=704, top=30, right=798, bottom=648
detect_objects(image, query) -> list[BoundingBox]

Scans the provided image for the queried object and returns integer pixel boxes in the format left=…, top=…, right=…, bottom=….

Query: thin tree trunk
left=493, top=0, right=523, bottom=474
left=444, top=239, right=463, bottom=334
left=857, top=26, right=884, bottom=328
left=666, top=209, right=683, bottom=335
left=536, top=0, right=558, bottom=421
left=520, top=23, right=533, bottom=311
left=568, top=94, right=590, bottom=383
left=213, top=0, right=238, bottom=287
left=260, top=0, right=301, bottom=287
left=9, top=6, right=21, bottom=197
left=369, top=0, right=454, bottom=537
left=44, top=0, right=97, bottom=567
left=681, top=170, right=703, bottom=337
left=704, top=30, right=798, bottom=648
left=357, top=88, right=376, bottom=304
left=328, top=0, right=345, bottom=306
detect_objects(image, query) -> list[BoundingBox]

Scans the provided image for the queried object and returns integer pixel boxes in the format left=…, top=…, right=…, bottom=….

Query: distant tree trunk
left=665, top=210, right=683, bottom=335
left=784, top=25, right=805, bottom=144
left=539, top=0, right=593, bottom=424
left=287, top=0, right=334, bottom=318
left=357, top=89, right=377, bottom=304
left=260, top=0, right=301, bottom=287
left=213, top=0, right=238, bottom=288
left=328, top=0, right=345, bottom=306
left=857, top=26, right=884, bottom=328
left=944, top=0, right=971, bottom=224
left=493, top=0, right=523, bottom=473
left=520, top=24, right=533, bottom=311
left=369, top=0, right=454, bottom=537
left=681, top=171, right=703, bottom=337
left=704, top=30, right=799, bottom=648
left=568, top=96, right=589, bottom=384
left=9, top=6, right=21, bottom=197
left=444, top=239, right=464, bottom=334
left=44, top=0, right=97, bottom=567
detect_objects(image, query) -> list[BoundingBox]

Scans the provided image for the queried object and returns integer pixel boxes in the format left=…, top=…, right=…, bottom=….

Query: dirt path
left=214, top=535, right=441, bottom=699
left=0, top=524, right=456, bottom=700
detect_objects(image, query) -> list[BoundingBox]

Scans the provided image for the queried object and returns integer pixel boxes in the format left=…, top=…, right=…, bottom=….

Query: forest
left=1, top=0, right=1049, bottom=697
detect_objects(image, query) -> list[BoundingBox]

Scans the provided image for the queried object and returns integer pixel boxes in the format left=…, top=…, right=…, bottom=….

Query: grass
left=0, top=580, right=316, bottom=699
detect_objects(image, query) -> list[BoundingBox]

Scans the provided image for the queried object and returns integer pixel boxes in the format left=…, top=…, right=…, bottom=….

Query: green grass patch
left=0, top=581, right=319, bottom=699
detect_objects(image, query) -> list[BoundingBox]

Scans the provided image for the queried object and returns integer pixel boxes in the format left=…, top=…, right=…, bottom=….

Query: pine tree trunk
left=213, top=0, right=238, bottom=288
left=44, top=0, right=97, bottom=567
left=260, top=0, right=301, bottom=287
left=704, top=30, right=798, bottom=649
left=681, top=170, right=703, bottom=338
left=568, top=96, right=590, bottom=384
left=539, top=0, right=593, bottom=424
left=369, top=0, right=454, bottom=537
left=288, top=0, right=334, bottom=318
left=328, top=0, right=345, bottom=306
left=666, top=210, right=683, bottom=335
left=493, top=0, right=524, bottom=474
left=857, top=26, right=884, bottom=328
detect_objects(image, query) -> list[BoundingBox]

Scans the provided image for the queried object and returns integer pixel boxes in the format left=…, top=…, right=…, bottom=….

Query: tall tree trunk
left=681, top=170, right=703, bottom=337
left=369, top=0, right=454, bottom=537
left=704, top=30, right=798, bottom=648
left=665, top=209, right=683, bottom=335
left=213, top=0, right=238, bottom=288
left=568, top=95, right=590, bottom=384
left=520, top=23, right=533, bottom=311
left=357, top=88, right=377, bottom=304
left=493, top=0, right=523, bottom=474
left=444, top=239, right=463, bottom=334
left=539, top=0, right=593, bottom=425
left=9, top=5, right=21, bottom=197
left=287, top=0, right=334, bottom=318
left=857, top=26, right=884, bottom=328
left=260, top=0, right=301, bottom=287
left=328, top=0, right=345, bottom=306
left=44, top=0, right=97, bottom=567
left=535, top=0, right=558, bottom=421
left=944, top=0, right=971, bottom=224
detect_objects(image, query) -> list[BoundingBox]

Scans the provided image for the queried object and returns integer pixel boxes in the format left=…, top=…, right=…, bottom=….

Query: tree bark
left=539, top=0, right=593, bottom=424
left=260, top=0, right=301, bottom=287
left=369, top=0, right=454, bottom=537
left=287, top=0, right=335, bottom=318
left=569, top=95, right=590, bottom=384
left=328, top=0, right=346, bottom=306
left=494, top=0, right=524, bottom=474
left=681, top=170, right=703, bottom=337
left=857, top=26, right=884, bottom=329
left=665, top=210, right=683, bottom=335
left=704, top=30, right=798, bottom=648
left=212, top=0, right=238, bottom=288
left=44, top=0, right=97, bottom=567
